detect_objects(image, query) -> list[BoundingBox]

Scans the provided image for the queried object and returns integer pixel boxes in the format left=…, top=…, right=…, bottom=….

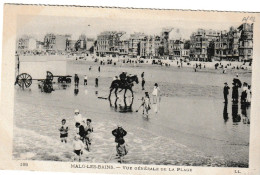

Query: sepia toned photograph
left=1, top=4, right=260, bottom=175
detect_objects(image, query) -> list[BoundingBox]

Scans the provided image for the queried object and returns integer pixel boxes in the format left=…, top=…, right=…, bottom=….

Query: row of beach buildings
left=16, top=23, right=253, bottom=62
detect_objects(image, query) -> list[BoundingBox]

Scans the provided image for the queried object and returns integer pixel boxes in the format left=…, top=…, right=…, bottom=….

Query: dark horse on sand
left=108, top=75, right=139, bottom=99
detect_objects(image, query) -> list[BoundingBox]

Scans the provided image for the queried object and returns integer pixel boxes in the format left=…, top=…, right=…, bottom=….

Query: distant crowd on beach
left=71, top=54, right=252, bottom=71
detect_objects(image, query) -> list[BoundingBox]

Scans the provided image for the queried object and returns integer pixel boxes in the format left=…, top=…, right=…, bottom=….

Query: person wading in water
left=112, top=125, right=127, bottom=144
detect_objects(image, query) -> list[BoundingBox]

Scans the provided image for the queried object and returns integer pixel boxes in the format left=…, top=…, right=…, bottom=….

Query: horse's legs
left=115, top=88, right=118, bottom=98
left=124, top=89, right=127, bottom=98
left=130, top=88, right=134, bottom=99
left=109, top=88, right=113, bottom=99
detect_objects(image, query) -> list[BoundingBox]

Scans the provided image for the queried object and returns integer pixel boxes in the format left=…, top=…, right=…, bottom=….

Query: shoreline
left=19, top=55, right=252, bottom=72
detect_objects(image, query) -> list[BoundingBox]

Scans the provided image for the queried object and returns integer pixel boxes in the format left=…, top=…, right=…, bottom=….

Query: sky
left=17, top=15, right=243, bottom=41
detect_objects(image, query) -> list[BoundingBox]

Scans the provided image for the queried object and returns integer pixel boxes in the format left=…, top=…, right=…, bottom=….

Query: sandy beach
left=13, top=56, right=251, bottom=167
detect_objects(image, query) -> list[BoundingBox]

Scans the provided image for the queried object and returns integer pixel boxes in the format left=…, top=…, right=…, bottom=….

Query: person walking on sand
left=84, top=75, right=88, bottom=85
left=73, top=135, right=85, bottom=162
left=141, top=72, right=144, bottom=78
left=223, top=82, right=230, bottom=104
left=98, top=66, right=101, bottom=72
left=152, top=83, right=160, bottom=104
left=141, top=77, right=145, bottom=90
left=95, top=77, right=99, bottom=87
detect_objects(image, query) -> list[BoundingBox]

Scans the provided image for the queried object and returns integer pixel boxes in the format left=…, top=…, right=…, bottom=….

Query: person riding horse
left=109, top=73, right=139, bottom=99
left=119, top=72, right=128, bottom=87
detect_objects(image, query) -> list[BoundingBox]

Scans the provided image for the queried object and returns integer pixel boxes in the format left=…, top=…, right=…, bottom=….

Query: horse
left=108, top=75, right=139, bottom=99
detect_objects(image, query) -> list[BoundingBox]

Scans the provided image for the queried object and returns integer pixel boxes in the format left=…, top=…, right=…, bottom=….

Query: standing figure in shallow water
left=232, top=82, right=239, bottom=103
left=152, top=83, right=160, bottom=104
left=223, top=82, right=230, bottom=104
left=74, top=74, right=79, bottom=87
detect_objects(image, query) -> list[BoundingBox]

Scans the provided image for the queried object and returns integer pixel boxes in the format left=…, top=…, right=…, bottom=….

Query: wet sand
left=13, top=59, right=251, bottom=167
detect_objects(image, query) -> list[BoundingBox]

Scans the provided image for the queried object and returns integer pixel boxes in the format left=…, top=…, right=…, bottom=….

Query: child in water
left=116, top=138, right=128, bottom=163
left=59, top=119, right=68, bottom=143
left=85, top=119, right=93, bottom=151
left=143, top=92, right=151, bottom=116
left=73, top=135, right=85, bottom=162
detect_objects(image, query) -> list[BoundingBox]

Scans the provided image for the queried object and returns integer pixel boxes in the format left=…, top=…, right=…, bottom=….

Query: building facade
left=238, top=23, right=253, bottom=61
left=128, top=33, right=146, bottom=58
left=190, top=29, right=219, bottom=61
left=86, top=38, right=95, bottom=51
left=140, top=35, right=161, bottom=58
left=118, top=40, right=129, bottom=56
left=168, top=40, right=190, bottom=59
left=16, top=36, right=38, bottom=54
left=95, top=31, right=125, bottom=57
left=161, top=28, right=173, bottom=55
left=214, top=27, right=240, bottom=61
left=43, top=34, right=70, bottom=52
left=66, top=39, right=77, bottom=52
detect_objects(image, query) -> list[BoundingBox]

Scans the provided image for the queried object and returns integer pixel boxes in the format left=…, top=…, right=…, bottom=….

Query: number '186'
left=20, top=163, right=28, bottom=166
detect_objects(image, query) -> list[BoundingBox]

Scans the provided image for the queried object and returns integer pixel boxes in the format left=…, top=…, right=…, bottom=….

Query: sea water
left=13, top=59, right=251, bottom=167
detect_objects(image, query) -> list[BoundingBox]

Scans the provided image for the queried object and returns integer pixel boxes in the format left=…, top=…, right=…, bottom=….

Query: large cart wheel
left=16, top=73, right=32, bottom=88
left=46, top=71, right=53, bottom=81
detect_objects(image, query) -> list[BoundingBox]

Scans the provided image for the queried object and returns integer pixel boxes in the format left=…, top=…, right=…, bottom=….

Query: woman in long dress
left=152, top=83, right=160, bottom=104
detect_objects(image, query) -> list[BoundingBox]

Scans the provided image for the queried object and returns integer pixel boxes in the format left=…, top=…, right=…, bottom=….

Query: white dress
left=152, top=86, right=160, bottom=96
left=74, top=114, right=83, bottom=124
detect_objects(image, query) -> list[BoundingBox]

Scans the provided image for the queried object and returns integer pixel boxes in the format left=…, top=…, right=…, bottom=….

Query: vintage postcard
left=0, top=4, right=260, bottom=175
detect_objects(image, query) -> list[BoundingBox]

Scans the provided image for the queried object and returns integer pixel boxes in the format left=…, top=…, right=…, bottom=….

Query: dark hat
left=224, top=82, right=228, bottom=85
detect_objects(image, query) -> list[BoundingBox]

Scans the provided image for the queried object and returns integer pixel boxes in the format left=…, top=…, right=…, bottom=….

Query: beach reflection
left=223, top=103, right=228, bottom=123
left=232, top=103, right=241, bottom=124
left=241, top=103, right=250, bottom=125
left=109, top=96, right=133, bottom=113
left=74, top=86, right=79, bottom=96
